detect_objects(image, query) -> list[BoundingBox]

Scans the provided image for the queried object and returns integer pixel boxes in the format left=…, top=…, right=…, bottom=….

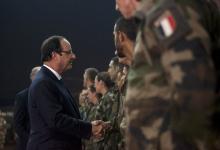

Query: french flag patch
left=154, top=11, right=176, bottom=39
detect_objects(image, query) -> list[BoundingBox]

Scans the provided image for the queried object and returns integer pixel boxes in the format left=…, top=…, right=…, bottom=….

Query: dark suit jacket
left=14, top=88, right=30, bottom=150
left=27, top=66, right=92, bottom=150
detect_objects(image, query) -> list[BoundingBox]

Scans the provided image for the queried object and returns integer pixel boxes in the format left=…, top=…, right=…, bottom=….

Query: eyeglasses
left=60, top=50, right=73, bottom=55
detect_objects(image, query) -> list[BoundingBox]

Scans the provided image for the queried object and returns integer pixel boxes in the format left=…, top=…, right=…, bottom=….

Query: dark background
left=0, top=0, right=119, bottom=107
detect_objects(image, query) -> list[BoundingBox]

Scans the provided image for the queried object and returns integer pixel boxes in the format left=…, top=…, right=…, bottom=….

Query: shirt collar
left=43, top=64, right=62, bottom=80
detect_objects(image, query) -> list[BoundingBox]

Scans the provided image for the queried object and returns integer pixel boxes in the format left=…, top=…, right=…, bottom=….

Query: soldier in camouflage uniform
left=79, top=89, right=90, bottom=121
left=107, top=57, right=125, bottom=149
left=0, top=111, right=7, bottom=150
left=94, top=72, right=120, bottom=150
left=86, top=85, right=100, bottom=122
left=113, top=16, right=139, bottom=149
left=116, top=66, right=128, bottom=150
left=114, top=17, right=138, bottom=67
left=108, top=57, right=124, bottom=83
left=79, top=68, right=99, bottom=149
left=83, top=85, right=100, bottom=150
left=79, top=68, right=99, bottom=120
left=116, top=0, right=220, bottom=149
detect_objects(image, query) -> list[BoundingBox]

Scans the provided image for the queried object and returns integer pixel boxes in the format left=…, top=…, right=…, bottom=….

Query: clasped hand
left=91, top=120, right=111, bottom=138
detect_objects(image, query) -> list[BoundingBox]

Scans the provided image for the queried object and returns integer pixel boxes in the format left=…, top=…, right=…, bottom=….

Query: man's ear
left=100, top=80, right=105, bottom=87
left=51, top=51, right=56, bottom=57
left=118, top=31, right=126, bottom=43
left=51, top=51, right=59, bottom=59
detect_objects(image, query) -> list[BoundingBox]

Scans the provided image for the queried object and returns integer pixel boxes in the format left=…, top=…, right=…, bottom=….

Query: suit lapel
left=42, top=66, right=81, bottom=118
left=59, top=80, right=81, bottom=117
left=65, top=88, right=81, bottom=117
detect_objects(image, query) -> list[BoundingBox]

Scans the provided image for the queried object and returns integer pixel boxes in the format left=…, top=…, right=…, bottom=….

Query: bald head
left=30, top=66, right=41, bottom=81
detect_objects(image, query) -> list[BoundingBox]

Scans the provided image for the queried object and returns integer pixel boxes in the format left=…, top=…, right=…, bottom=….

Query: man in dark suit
left=27, top=35, right=103, bottom=150
left=14, top=66, right=41, bottom=150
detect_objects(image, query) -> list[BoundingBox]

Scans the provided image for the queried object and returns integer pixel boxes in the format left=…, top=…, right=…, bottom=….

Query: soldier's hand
left=91, top=120, right=104, bottom=138
left=102, top=121, right=112, bottom=130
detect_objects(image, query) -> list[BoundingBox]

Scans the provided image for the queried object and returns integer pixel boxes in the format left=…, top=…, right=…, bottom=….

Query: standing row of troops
left=79, top=0, right=220, bottom=149
left=78, top=16, right=139, bottom=150
left=13, top=0, right=220, bottom=150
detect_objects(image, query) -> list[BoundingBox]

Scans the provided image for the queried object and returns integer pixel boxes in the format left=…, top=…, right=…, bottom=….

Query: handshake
left=91, top=120, right=111, bottom=138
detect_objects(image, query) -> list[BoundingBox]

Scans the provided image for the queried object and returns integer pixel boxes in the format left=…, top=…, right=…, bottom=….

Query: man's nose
left=115, top=3, right=119, bottom=10
left=71, top=53, right=76, bottom=60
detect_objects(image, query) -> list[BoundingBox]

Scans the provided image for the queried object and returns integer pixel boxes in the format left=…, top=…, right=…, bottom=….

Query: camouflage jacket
left=95, top=88, right=121, bottom=150
left=83, top=104, right=99, bottom=150
left=125, top=0, right=220, bottom=149
left=79, top=101, right=92, bottom=121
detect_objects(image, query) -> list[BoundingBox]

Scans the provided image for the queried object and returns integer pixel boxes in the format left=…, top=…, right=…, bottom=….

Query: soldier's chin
left=119, top=55, right=126, bottom=59
left=122, top=10, right=135, bottom=19
left=117, top=52, right=125, bottom=58
left=119, top=57, right=128, bottom=65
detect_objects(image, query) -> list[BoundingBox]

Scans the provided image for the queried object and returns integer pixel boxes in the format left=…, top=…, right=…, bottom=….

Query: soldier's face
left=83, top=72, right=88, bottom=88
left=108, top=60, right=118, bottom=80
left=87, top=89, right=96, bottom=102
left=95, top=77, right=102, bottom=94
left=114, top=25, right=132, bottom=66
left=113, top=25, right=125, bottom=58
left=115, top=0, right=138, bottom=18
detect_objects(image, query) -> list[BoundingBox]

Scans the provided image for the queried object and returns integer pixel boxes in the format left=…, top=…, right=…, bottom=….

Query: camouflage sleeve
left=79, top=104, right=91, bottom=121
left=125, top=0, right=217, bottom=149
left=79, top=106, right=86, bottom=120
left=95, top=91, right=120, bottom=131
left=95, top=95, right=113, bottom=121
left=157, top=0, right=216, bottom=141
left=108, top=92, right=120, bottom=126
left=125, top=23, right=173, bottom=148
left=94, top=100, right=103, bottom=121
